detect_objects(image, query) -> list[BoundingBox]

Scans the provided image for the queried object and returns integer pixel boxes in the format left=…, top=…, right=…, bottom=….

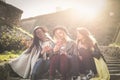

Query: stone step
left=110, top=73, right=120, bottom=80
left=9, top=74, right=120, bottom=80
left=107, top=63, right=120, bottom=66
left=107, top=61, right=120, bottom=64
left=107, top=64, right=120, bottom=67
left=105, top=59, right=120, bottom=62
left=10, top=77, right=25, bottom=80
left=109, top=70, right=120, bottom=74
left=108, top=66, right=120, bottom=70
left=105, top=58, right=120, bottom=60
left=9, top=77, right=52, bottom=80
left=105, top=56, right=120, bottom=58
left=105, top=58, right=120, bottom=61
left=110, top=73, right=120, bottom=76
left=103, top=55, right=120, bottom=59
left=9, top=78, right=52, bottom=80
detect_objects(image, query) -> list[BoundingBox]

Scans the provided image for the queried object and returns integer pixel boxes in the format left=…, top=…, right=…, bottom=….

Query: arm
left=93, top=43, right=106, bottom=62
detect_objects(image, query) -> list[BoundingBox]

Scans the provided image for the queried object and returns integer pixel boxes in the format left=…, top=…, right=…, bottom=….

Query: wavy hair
left=76, top=27, right=96, bottom=49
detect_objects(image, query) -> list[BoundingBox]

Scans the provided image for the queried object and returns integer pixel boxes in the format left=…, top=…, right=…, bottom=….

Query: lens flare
left=67, top=0, right=106, bottom=20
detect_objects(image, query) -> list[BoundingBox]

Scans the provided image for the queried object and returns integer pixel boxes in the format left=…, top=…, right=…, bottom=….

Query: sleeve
left=93, top=44, right=106, bottom=62
left=67, top=41, right=76, bottom=55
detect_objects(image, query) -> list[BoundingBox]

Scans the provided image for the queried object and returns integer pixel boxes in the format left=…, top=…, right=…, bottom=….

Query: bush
left=0, top=50, right=22, bottom=63
left=0, top=25, right=27, bottom=53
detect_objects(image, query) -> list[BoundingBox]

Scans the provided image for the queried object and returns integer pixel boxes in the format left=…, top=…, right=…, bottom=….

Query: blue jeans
left=31, top=58, right=50, bottom=80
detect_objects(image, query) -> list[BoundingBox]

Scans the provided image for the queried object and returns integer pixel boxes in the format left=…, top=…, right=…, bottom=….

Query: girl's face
left=77, top=32, right=84, bottom=40
left=35, top=28, right=46, bottom=40
left=55, top=29, right=65, bottom=40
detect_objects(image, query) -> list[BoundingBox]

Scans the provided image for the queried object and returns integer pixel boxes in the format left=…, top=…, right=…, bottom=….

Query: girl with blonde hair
left=49, top=26, right=76, bottom=80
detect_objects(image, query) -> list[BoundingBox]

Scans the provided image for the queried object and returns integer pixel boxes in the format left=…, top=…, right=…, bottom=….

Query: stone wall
left=0, top=1, right=25, bottom=52
left=21, top=0, right=120, bottom=45
left=0, top=1, right=23, bottom=26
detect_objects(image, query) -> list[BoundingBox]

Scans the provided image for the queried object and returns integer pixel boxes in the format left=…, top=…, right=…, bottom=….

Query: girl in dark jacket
left=76, top=27, right=110, bottom=80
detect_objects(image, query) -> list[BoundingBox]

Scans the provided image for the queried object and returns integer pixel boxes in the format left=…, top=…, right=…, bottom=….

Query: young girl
left=9, top=26, right=53, bottom=79
left=76, top=27, right=110, bottom=80
left=49, top=26, right=76, bottom=80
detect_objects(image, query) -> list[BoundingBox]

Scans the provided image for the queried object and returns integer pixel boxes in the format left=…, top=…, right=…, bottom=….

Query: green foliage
left=0, top=25, right=27, bottom=53
left=0, top=50, right=22, bottom=63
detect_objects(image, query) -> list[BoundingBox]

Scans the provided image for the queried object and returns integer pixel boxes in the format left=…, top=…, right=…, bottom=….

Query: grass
left=0, top=50, right=22, bottom=63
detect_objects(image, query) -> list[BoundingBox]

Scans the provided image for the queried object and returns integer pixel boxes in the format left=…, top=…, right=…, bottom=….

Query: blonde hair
left=53, top=26, right=72, bottom=43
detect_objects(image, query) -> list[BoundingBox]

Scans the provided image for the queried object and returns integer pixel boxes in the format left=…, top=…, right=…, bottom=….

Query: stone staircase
left=103, top=54, right=120, bottom=80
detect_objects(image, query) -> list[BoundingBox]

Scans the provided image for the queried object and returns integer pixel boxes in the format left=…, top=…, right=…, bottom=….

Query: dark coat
left=78, top=48, right=97, bottom=75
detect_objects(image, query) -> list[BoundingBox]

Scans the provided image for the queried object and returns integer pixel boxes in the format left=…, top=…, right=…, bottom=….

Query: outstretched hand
left=41, top=46, right=52, bottom=54
left=53, top=40, right=63, bottom=52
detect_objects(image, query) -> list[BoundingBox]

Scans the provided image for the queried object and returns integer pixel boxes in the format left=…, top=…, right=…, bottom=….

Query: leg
left=60, top=54, right=71, bottom=80
left=49, top=54, right=60, bottom=80
left=31, top=58, right=44, bottom=80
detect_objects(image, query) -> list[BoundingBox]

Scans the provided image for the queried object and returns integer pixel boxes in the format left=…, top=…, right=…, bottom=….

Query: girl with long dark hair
left=76, top=27, right=110, bottom=80
left=9, top=26, right=53, bottom=79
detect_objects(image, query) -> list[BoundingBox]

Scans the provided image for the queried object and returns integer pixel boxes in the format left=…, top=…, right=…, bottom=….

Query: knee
left=31, top=73, right=37, bottom=80
left=31, top=71, right=37, bottom=78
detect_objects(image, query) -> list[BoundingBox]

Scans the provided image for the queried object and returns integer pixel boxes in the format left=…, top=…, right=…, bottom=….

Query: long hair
left=53, top=26, right=72, bottom=43
left=27, top=26, right=46, bottom=53
left=76, top=27, right=96, bottom=49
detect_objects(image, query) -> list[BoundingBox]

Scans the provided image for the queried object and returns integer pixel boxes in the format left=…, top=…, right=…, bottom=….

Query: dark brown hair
left=27, top=26, right=46, bottom=53
left=77, top=27, right=96, bottom=49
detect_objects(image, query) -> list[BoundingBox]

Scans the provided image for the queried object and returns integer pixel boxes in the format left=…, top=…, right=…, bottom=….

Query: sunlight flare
left=72, top=0, right=106, bottom=20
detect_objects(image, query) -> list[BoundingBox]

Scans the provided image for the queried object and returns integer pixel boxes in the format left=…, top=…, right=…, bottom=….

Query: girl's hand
left=54, top=40, right=62, bottom=52
left=41, top=46, right=52, bottom=54
left=79, top=56, right=83, bottom=60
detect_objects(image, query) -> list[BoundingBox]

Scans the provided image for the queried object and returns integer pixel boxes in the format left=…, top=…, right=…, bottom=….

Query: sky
left=5, top=0, right=106, bottom=19
left=6, top=0, right=76, bottom=19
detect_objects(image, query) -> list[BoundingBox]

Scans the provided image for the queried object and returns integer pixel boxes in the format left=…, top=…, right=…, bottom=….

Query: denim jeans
left=31, top=58, right=50, bottom=80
